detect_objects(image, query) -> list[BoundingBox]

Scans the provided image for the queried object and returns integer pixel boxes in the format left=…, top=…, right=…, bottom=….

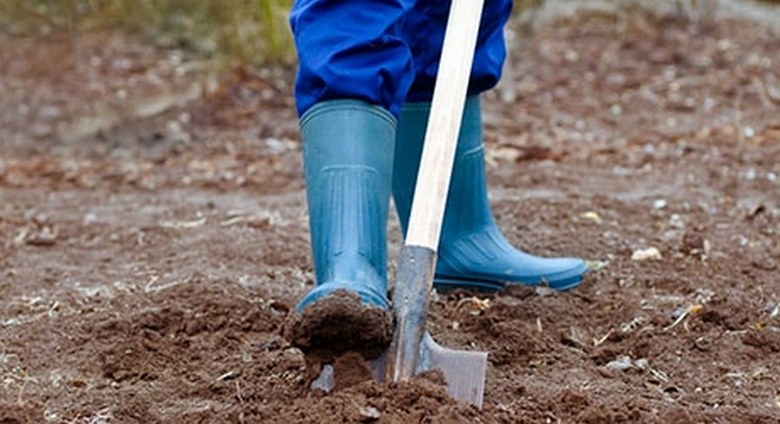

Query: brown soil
left=1, top=7, right=780, bottom=424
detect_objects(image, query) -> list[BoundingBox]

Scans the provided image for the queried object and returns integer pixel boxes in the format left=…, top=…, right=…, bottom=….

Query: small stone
left=535, top=286, right=556, bottom=297
left=32, top=212, right=49, bottom=226
left=83, top=213, right=98, bottom=225
left=634, top=358, right=649, bottom=370
left=669, top=214, right=685, bottom=229
left=631, top=247, right=662, bottom=261
left=671, top=306, right=689, bottom=320
left=605, top=356, right=633, bottom=371
left=359, top=406, right=381, bottom=421
left=310, top=364, right=334, bottom=392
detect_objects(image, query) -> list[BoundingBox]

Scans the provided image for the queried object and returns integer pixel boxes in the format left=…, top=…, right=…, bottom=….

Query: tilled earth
left=1, top=9, right=780, bottom=424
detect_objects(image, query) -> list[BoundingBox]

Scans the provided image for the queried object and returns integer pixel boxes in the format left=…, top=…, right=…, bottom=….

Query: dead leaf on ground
left=455, top=297, right=492, bottom=316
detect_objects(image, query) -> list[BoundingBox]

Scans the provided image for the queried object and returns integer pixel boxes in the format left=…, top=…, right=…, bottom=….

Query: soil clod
left=333, top=351, right=375, bottom=391
left=284, top=289, right=394, bottom=361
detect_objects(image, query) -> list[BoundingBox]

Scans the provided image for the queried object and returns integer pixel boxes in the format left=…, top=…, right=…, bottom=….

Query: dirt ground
left=1, top=6, right=780, bottom=424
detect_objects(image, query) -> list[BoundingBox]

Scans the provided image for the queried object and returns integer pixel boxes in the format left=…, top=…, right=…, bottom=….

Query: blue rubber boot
left=393, top=96, right=587, bottom=292
left=296, top=100, right=395, bottom=313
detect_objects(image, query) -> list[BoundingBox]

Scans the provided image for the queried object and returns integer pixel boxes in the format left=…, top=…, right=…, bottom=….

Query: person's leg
left=394, top=0, right=587, bottom=291
left=296, top=101, right=396, bottom=311
left=290, top=0, right=415, bottom=118
left=402, top=0, right=510, bottom=103
left=286, top=100, right=397, bottom=352
left=286, top=0, right=415, bottom=351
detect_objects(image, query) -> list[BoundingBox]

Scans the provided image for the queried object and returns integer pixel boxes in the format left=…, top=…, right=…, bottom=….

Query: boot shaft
left=300, top=100, right=396, bottom=293
left=392, top=96, right=587, bottom=291
left=393, top=96, right=494, bottom=239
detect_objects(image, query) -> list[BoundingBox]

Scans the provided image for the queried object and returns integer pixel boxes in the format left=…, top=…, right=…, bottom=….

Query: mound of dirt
left=226, top=371, right=482, bottom=423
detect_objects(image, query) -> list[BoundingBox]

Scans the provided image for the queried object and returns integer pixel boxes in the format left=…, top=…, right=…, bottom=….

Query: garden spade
left=309, top=0, right=487, bottom=407
left=385, top=0, right=488, bottom=408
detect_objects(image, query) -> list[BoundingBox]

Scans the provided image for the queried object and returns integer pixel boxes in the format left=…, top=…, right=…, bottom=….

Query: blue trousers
left=290, top=0, right=513, bottom=117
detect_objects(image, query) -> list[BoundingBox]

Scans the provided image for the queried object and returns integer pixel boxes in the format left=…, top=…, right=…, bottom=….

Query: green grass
left=0, top=0, right=294, bottom=65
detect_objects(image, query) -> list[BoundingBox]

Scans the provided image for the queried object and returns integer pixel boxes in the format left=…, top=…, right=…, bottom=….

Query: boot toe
left=435, top=254, right=587, bottom=292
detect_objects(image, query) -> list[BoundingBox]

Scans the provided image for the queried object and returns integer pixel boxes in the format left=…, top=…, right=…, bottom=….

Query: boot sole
left=433, top=270, right=584, bottom=293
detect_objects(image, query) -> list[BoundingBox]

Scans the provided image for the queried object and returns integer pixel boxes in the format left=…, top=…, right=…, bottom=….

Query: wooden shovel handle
left=405, top=0, right=486, bottom=251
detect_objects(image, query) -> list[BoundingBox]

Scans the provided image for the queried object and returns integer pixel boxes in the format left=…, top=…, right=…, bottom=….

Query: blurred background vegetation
left=0, top=0, right=294, bottom=65
left=0, top=0, right=778, bottom=67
